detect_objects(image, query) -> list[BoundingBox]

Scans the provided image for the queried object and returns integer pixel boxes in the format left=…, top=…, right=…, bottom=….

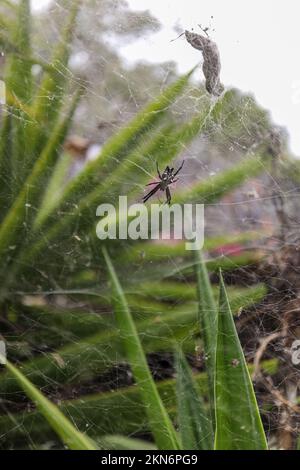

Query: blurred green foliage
left=0, top=0, right=291, bottom=450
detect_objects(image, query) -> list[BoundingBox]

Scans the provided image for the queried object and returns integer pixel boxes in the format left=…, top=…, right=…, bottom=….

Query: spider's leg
left=146, top=181, right=160, bottom=186
left=143, top=183, right=161, bottom=203
left=173, top=160, right=185, bottom=177
left=172, top=178, right=179, bottom=183
left=166, top=186, right=171, bottom=205
left=156, top=161, right=162, bottom=179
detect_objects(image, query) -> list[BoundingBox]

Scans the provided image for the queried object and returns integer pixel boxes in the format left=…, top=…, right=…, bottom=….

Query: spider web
left=0, top=0, right=299, bottom=451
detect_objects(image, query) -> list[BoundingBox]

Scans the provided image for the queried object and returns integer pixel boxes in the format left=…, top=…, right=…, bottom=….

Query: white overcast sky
left=32, top=0, right=300, bottom=156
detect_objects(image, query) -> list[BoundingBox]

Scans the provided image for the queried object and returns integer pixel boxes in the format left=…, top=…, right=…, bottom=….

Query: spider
left=142, top=161, right=184, bottom=205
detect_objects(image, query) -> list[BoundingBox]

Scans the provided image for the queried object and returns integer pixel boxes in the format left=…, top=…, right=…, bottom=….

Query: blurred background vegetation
left=0, top=0, right=300, bottom=450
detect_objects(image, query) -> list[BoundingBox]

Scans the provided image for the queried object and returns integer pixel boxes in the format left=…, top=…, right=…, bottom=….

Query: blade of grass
left=175, top=348, right=213, bottom=449
left=174, top=153, right=271, bottom=204
left=29, top=1, right=81, bottom=154
left=0, top=89, right=82, bottom=278
left=6, top=0, right=32, bottom=101
left=127, top=281, right=266, bottom=305
left=214, top=271, right=268, bottom=450
left=0, top=357, right=97, bottom=450
left=119, top=231, right=261, bottom=263
left=1, top=0, right=17, bottom=11
left=33, top=152, right=73, bottom=228
left=138, top=251, right=263, bottom=283
left=194, top=249, right=217, bottom=424
left=2, top=0, right=32, bottom=196
left=0, top=113, right=13, bottom=215
left=102, top=247, right=179, bottom=450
